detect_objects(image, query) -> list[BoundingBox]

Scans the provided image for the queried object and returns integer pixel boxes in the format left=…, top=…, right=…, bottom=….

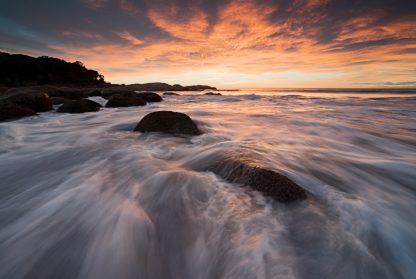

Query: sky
left=0, top=0, right=415, bottom=88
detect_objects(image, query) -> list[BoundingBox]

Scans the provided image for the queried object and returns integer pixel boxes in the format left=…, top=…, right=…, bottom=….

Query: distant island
left=121, top=83, right=217, bottom=92
left=0, top=52, right=217, bottom=91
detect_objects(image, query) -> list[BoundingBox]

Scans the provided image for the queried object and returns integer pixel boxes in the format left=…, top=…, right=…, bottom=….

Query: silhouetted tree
left=0, top=52, right=107, bottom=86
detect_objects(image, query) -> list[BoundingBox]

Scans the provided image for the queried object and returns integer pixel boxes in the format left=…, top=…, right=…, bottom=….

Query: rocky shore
left=0, top=84, right=213, bottom=120
left=0, top=85, right=307, bottom=203
left=0, top=53, right=307, bottom=204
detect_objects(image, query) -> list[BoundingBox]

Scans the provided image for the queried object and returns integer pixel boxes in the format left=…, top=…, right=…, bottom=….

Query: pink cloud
left=62, top=31, right=103, bottom=39
left=115, top=31, right=145, bottom=45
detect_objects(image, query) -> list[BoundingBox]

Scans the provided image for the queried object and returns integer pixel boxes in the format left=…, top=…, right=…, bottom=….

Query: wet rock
left=105, top=94, right=147, bottom=108
left=51, top=96, right=100, bottom=108
left=208, top=156, right=307, bottom=203
left=47, top=87, right=86, bottom=100
left=0, top=87, right=10, bottom=95
left=6, top=85, right=88, bottom=100
left=5, top=85, right=58, bottom=96
left=1, top=89, right=52, bottom=112
left=50, top=97, right=70, bottom=105
left=102, top=90, right=162, bottom=102
left=134, top=111, right=202, bottom=136
left=101, top=89, right=137, bottom=99
left=163, top=92, right=180, bottom=96
left=204, top=92, right=222, bottom=96
left=56, top=99, right=100, bottom=113
left=87, top=89, right=102, bottom=97
left=0, top=103, right=36, bottom=121
left=49, top=87, right=104, bottom=99
left=82, top=99, right=102, bottom=108
left=136, top=92, right=163, bottom=102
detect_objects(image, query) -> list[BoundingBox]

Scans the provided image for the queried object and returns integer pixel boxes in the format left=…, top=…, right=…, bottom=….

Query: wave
left=0, top=93, right=415, bottom=278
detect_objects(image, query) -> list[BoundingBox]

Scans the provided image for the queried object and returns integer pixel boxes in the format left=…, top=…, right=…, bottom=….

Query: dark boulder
left=134, top=111, right=201, bottom=136
left=50, top=87, right=103, bottom=99
left=56, top=99, right=100, bottom=113
left=8, top=85, right=59, bottom=95
left=207, top=156, right=307, bottom=203
left=5, top=86, right=65, bottom=99
left=82, top=99, right=102, bottom=108
left=1, top=89, right=52, bottom=112
left=103, top=90, right=162, bottom=102
left=136, top=92, right=163, bottom=102
left=0, top=103, right=36, bottom=121
left=50, top=97, right=70, bottom=105
left=163, top=92, right=180, bottom=96
left=105, top=95, right=147, bottom=108
left=0, top=87, right=10, bottom=95
left=102, top=89, right=137, bottom=99
left=87, top=89, right=102, bottom=97
left=204, top=92, right=222, bottom=96
left=48, top=88, right=86, bottom=100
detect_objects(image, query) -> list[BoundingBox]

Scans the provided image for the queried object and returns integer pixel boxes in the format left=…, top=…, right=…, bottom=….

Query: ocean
left=0, top=89, right=415, bottom=279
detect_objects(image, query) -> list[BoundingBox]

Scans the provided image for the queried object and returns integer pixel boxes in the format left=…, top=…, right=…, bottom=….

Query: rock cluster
left=0, top=89, right=52, bottom=121
left=0, top=85, right=166, bottom=120
left=103, top=90, right=163, bottom=108
left=1, top=89, right=52, bottom=112
left=0, top=79, right=308, bottom=204
left=0, top=102, right=36, bottom=121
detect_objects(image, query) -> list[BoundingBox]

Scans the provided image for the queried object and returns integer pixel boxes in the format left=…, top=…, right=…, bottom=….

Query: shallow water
left=0, top=90, right=415, bottom=279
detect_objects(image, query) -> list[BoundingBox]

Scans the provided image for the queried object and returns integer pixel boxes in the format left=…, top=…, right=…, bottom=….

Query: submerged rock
left=87, top=89, right=102, bottom=97
left=50, top=97, right=70, bottom=105
left=105, top=94, right=147, bottom=108
left=57, top=99, right=100, bottom=113
left=82, top=99, right=102, bottom=108
left=134, top=111, right=202, bottom=136
left=0, top=103, right=36, bottom=121
left=1, top=89, right=52, bottom=112
left=163, top=92, right=180, bottom=96
left=204, top=92, right=222, bottom=96
left=189, top=151, right=307, bottom=203
left=208, top=156, right=307, bottom=203
left=136, top=92, right=163, bottom=102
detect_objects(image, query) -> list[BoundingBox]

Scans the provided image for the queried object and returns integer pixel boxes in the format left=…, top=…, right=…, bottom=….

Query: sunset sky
left=0, top=0, right=415, bottom=88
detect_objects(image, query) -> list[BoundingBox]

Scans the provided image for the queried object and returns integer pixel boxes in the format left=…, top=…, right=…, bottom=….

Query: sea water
left=0, top=89, right=415, bottom=279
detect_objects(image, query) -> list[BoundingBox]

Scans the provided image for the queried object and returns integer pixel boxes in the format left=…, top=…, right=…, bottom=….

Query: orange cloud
left=147, top=5, right=209, bottom=41
left=51, top=0, right=416, bottom=88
